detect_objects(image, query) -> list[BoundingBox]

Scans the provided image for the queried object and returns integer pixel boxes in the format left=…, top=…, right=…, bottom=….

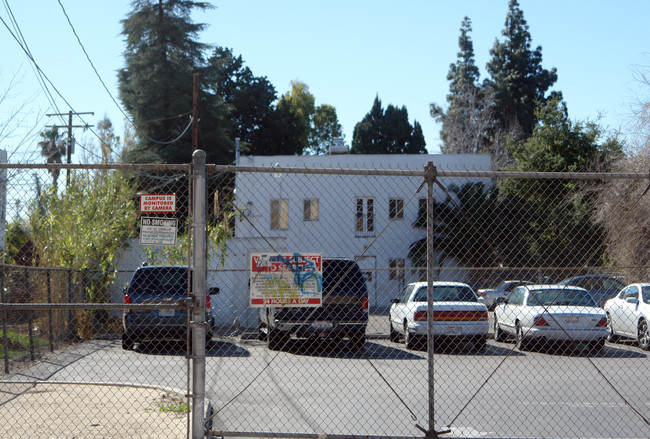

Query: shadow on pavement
left=278, top=340, right=425, bottom=360
left=133, top=339, right=250, bottom=357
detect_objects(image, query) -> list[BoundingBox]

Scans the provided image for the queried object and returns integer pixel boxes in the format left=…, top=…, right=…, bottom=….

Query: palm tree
left=37, top=127, right=66, bottom=188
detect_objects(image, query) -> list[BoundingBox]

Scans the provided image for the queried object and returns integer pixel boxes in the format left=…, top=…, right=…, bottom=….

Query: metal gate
left=2, top=152, right=650, bottom=439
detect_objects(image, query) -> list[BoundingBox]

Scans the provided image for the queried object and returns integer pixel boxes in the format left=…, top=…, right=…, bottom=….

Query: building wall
left=231, top=154, right=492, bottom=317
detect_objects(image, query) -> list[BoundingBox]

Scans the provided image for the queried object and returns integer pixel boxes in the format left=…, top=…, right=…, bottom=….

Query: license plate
left=159, top=309, right=175, bottom=317
left=311, top=321, right=333, bottom=330
left=444, top=326, right=462, bottom=335
left=564, top=316, right=580, bottom=324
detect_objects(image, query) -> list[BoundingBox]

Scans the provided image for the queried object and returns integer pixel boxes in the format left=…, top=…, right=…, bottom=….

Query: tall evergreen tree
left=351, top=96, right=386, bottom=154
left=202, top=46, right=278, bottom=159
left=118, top=0, right=213, bottom=164
left=431, top=17, right=493, bottom=154
left=351, top=96, right=426, bottom=154
left=486, top=0, right=560, bottom=142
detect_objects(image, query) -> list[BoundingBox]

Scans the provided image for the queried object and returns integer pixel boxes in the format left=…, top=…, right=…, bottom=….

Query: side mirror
left=495, top=297, right=506, bottom=305
left=626, top=297, right=639, bottom=305
left=209, top=287, right=220, bottom=295
left=391, top=298, right=399, bottom=304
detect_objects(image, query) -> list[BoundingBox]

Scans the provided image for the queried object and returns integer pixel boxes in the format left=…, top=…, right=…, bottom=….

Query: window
left=398, top=284, right=415, bottom=303
left=356, top=198, right=375, bottom=235
left=270, top=199, right=288, bottom=229
left=389, top=258, right=405, bottom=280
left=303, top=199, right=319, bottom=221
left=624, top=286, right=639, bottom=300
left=414, top=199, right=427, bottom=227
left=507, top=287, right=525, bottom=305
left=389, top=198, right=404, bottom=219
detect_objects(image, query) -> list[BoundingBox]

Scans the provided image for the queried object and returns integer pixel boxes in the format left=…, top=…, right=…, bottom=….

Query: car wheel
left=516, top=323, right=531, bottom=351
left=588, top=338, right=605, bottom=355
left=389, top=321, right=400, bottom=343
left=637, top=319, right=650, bottom=351
left=121, top=333, right=134, bottom=350
left=494, top=319, right=507, bottom=342
left=268, top=328, right=288, bottom=351
left=349, top=332, right=366, bottom=352
left=606, top=313, right=619, bottom=343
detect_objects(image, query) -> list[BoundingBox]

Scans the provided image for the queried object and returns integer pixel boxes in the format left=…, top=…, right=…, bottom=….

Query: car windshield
left=527, top=288, right=596, bottom=307
left=131, top=267, right=190, bottom=295
left=413, top=286, right=477, bottom=302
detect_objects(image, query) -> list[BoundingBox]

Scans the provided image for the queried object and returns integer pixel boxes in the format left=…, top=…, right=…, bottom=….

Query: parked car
left=388, top=281, right=489, bottom=351
left=603, top=283, right=650, bottom=350
left=493, top=284, right=608, bottom=353
left=122, top=265, right=219, bottom=350
left=257, top=258, right=369, bottom=352
left=557, top=275, right=625, bottom=308
left=477, top=280, right=533, bottom=310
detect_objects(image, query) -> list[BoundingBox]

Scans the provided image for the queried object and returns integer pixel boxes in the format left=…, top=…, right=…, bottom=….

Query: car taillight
left=414, top=311, right=427, bottom=321
left=361, top=297, right=369, bottom=310
left=123, top=293, right=131, bottom=314
left=477, top=291, right=486, bottom=297
left=595, top=317, right=607, bottom=327
left=432, top=311, right=487, bottom=321
left=533, top=315, right=550, bottom=327
left=206, top=295, right=211, bottom=309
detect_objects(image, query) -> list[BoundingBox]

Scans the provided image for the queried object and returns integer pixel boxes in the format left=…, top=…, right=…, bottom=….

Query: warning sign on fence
left=139, top=217, right=177, bottom=246
left=139, top=194, right=176, bottom=213
left=250, top=253, right=322, bottom=307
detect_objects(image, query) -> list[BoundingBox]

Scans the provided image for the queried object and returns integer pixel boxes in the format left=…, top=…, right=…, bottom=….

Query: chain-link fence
left=1, top=153, right=650, bottom=439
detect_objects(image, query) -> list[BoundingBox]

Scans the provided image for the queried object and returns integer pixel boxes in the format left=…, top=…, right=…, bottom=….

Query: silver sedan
left=493, top=284, right=608, bottom=353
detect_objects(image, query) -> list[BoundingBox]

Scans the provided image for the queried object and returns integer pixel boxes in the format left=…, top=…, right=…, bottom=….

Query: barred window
left=356, top=198, right=374, bottom=234
left=303, top=199, right=319, bottom=221
left=389, top=198, right=404, bottom=219
left=270, top=199, right=289, bottom=230
left=389, top=258, right=405, bottom=280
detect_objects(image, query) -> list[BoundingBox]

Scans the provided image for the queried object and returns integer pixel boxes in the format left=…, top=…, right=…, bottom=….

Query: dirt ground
left=0, top=383, right=189, bottom=438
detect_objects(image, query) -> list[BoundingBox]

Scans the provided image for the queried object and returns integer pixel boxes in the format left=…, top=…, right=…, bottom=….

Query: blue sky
left=2, top=0, right=650, bottom=164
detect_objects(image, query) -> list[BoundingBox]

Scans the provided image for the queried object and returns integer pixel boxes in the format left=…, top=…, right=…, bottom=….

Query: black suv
left=121, top=265, right=218, bottom=350
left=257, top=258, right=369, bottom=351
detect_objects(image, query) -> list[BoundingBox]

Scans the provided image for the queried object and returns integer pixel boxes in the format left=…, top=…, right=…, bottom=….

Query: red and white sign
left=140, top=194, right=176, bottom=213
left=250, top=253, right=323, bottom=307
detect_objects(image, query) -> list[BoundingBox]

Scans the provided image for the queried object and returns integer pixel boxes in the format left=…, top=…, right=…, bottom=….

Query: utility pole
left=192, top=73, right=199, bottom=153
left=46, top=111, right=94, bottom=186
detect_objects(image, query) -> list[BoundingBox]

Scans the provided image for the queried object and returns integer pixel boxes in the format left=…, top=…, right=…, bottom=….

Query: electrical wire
left=56, top=0, right=195, bottom=148
left=1, top=0, right=66, bottom=125
left=0, top=7, right=103, bottom=162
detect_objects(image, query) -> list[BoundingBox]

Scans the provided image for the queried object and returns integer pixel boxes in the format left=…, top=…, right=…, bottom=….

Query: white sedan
left=493, top=284, right=608, bottom=353
left=603, top=283, right=650, bottom=350
left=389, top=281, right=489, bottom=351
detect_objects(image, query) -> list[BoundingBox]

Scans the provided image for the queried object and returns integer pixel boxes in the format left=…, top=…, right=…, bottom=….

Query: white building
left=210, top=153, right=493, bottom=328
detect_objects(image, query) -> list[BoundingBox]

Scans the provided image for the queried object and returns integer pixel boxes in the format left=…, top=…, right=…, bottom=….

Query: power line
left=0, top=4, right=103, bottom=161
left=56, top=0, right=194, bottom=148
left=1, top=0, right=66, bottom=125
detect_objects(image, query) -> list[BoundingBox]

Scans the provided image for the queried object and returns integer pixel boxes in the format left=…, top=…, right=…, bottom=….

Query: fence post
left=191, top=150, right=207, bottom=439
left=1, top=264, right=9, bottom=374
left=47, top=269, right=54, bottom=352
left=67, top=269, right=75, bottom=341
left=424, top=162, right=450, bottom=439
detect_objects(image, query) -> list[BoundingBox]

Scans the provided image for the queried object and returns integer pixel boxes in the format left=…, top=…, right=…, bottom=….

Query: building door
left=355, top=255, right=377, bottom=310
